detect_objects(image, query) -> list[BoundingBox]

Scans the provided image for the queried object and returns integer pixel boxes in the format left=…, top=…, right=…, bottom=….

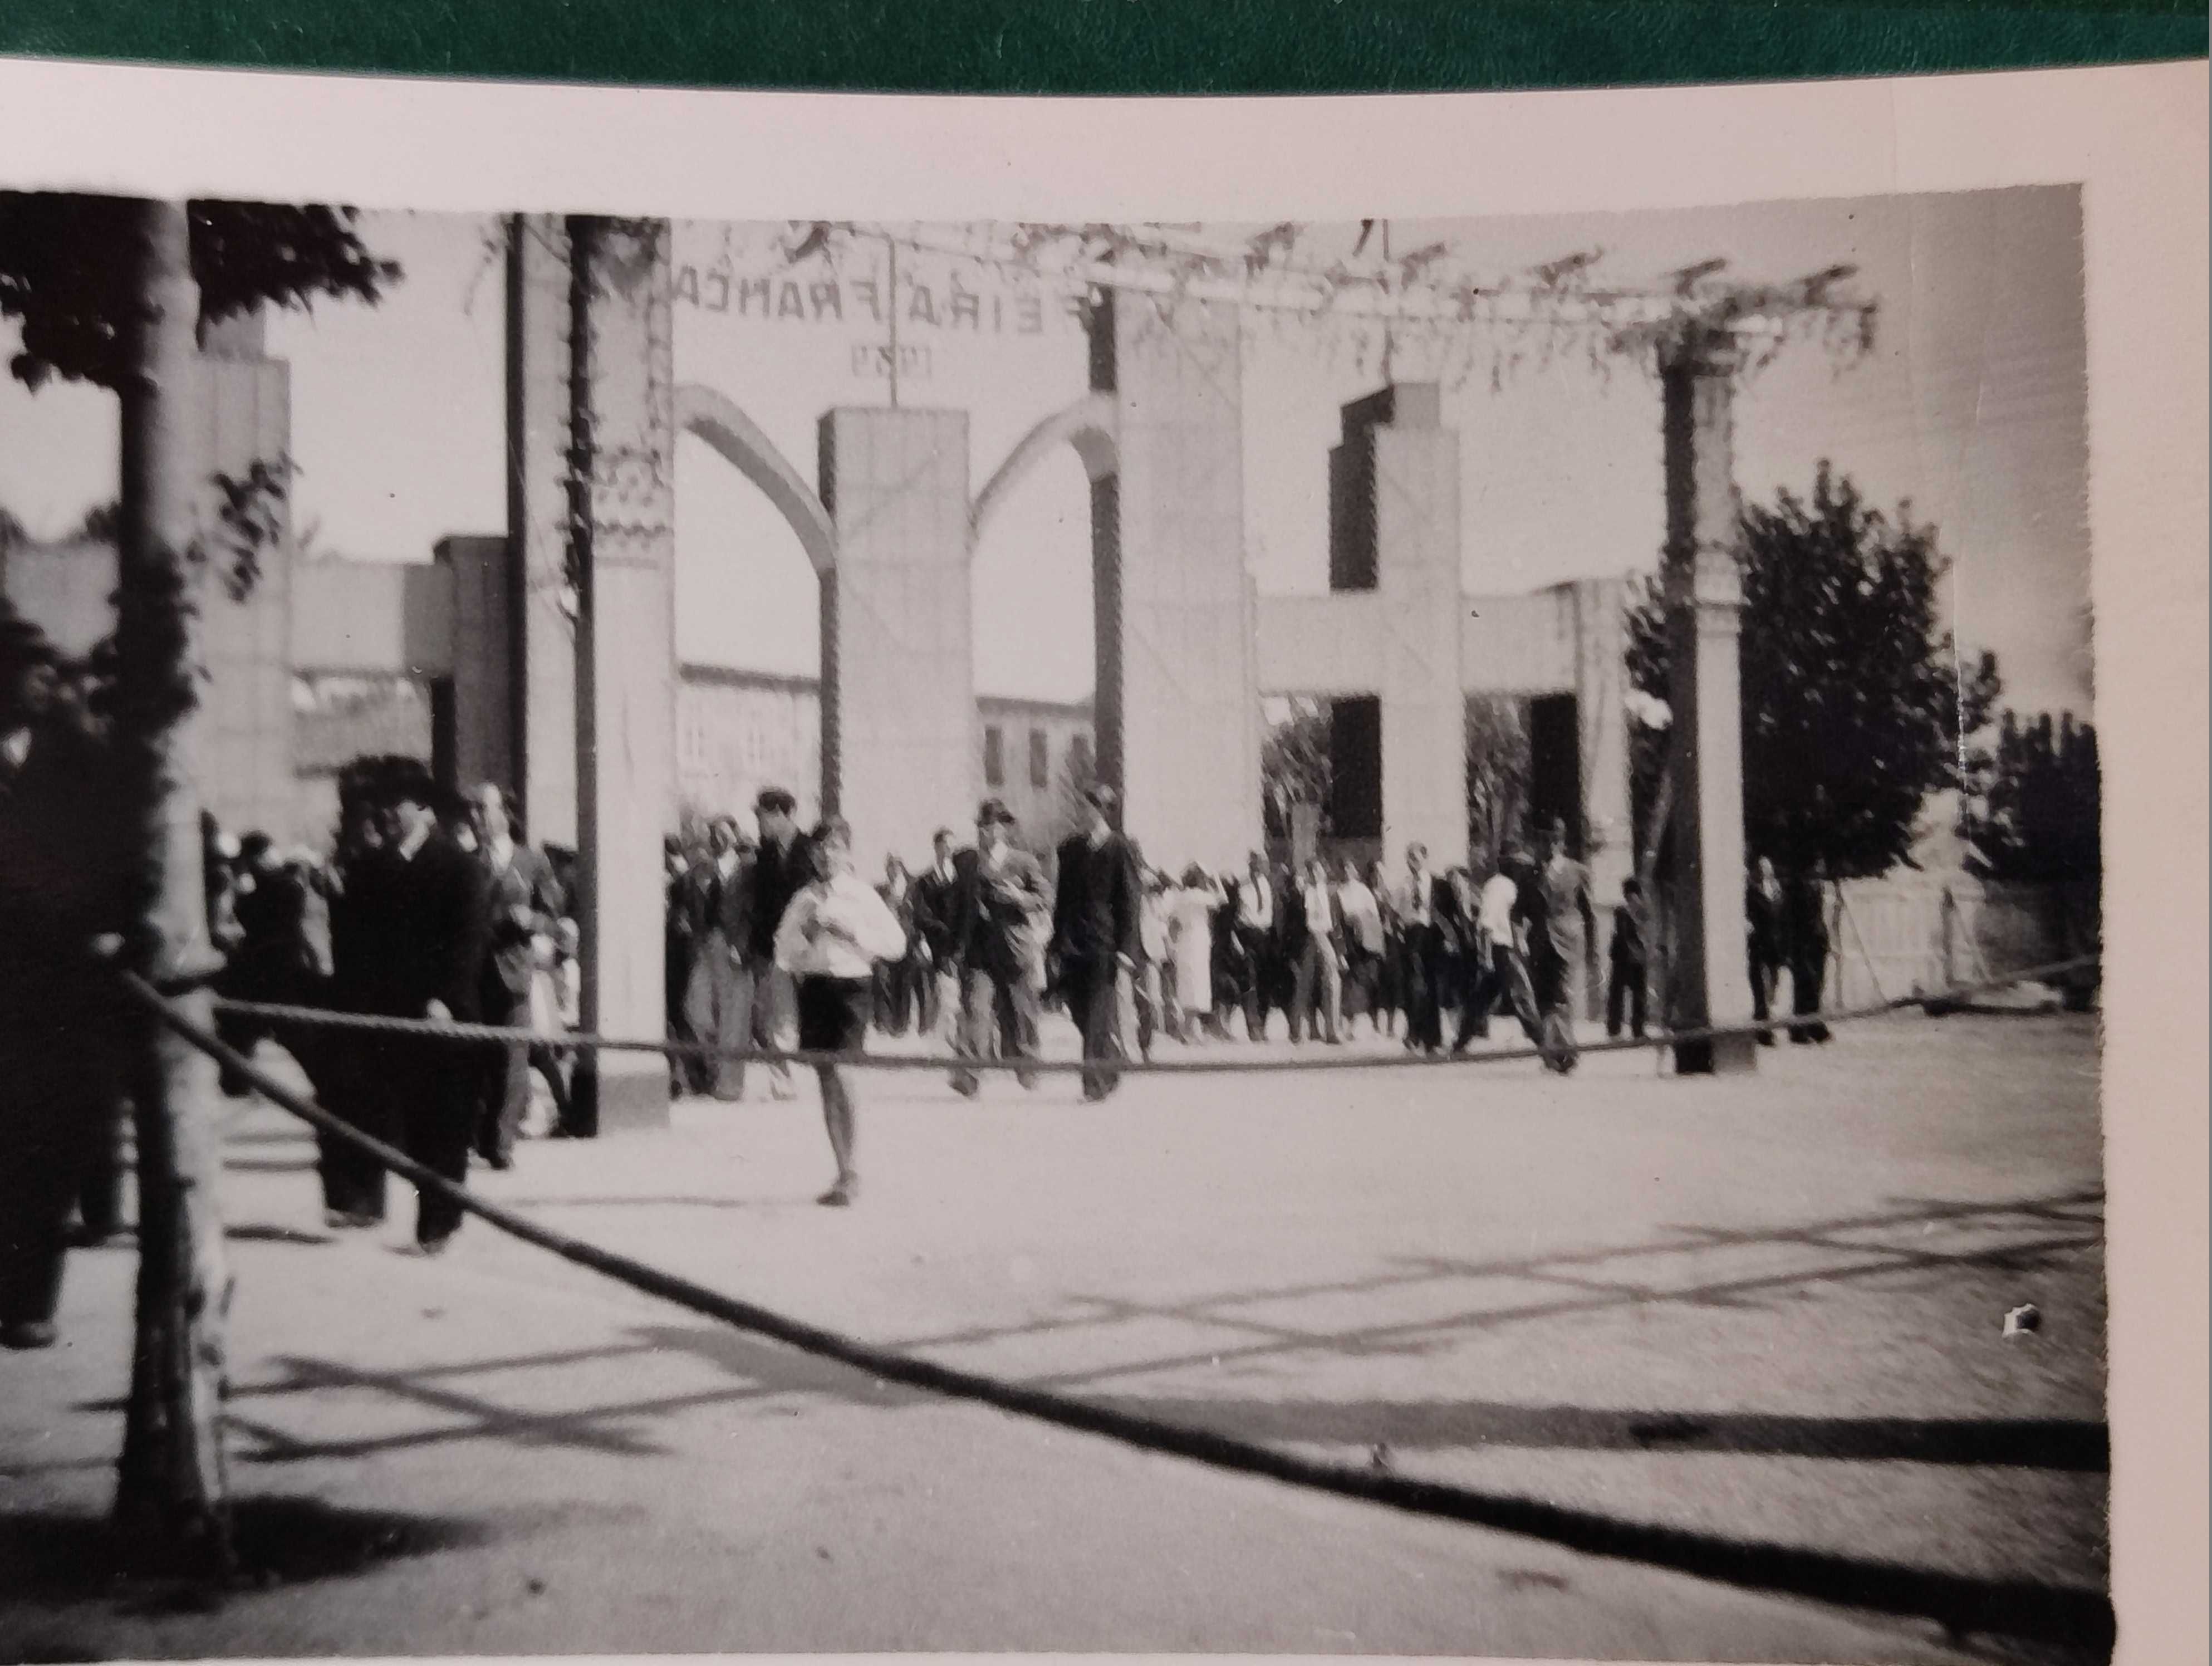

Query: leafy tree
left=1629, top=462, right=1964, bottom=883
left=1463, top=695, right=1531, bottom=869
left=1965, top=709, right=2101, bottom=885
left=0, top=195, right=397, bottom=1572
left=1, top=195, right=397, bottom=390
left=1260, top=697, right=1331, bottom=842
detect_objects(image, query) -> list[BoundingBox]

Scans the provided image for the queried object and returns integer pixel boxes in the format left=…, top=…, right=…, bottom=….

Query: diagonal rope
left=116, top=968, right=2114, bottom=1653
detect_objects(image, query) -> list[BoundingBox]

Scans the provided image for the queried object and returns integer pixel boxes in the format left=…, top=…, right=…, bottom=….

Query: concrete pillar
left=817, top=406, right=974, bottom=867
left=570, top=217, right=677, bottom=1131
left=1572, top=577, right=1632, bottom=907
left=1338, top=385, right=1465, bottom=871
left=1092, top=291, right=1261, bottom=871
left=194, top=310, right=298, bottom=842
left=1660, top=334, right=1756, bottom=1073
left=1572, top=577, right=1634, bottom=1021
left=433, top=535, right=514, bottom=797
left=507, top=214, right=579, bottom=850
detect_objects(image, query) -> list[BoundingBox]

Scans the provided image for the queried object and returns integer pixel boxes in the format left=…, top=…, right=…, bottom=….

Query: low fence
left=1829, top=876, right=2100, bottom=1008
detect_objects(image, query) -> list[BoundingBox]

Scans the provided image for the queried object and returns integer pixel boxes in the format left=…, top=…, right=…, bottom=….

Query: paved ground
left=1, top=1010, right=2107, bottom=1663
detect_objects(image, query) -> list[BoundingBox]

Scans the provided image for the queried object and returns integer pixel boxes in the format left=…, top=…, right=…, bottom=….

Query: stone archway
left=676, top=383, right=836, bottom=575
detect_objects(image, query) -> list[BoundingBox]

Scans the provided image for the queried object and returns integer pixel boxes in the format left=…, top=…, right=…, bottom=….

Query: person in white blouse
left=773, top=819, right=908, bottom=1207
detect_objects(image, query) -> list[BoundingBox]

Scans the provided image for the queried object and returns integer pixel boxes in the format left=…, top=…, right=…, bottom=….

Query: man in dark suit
left=910, top=827, right=961, bottom=1040
left=469, top=782, right=563, bottom=1167
left=739, top=788, right=807, bottom=1101
left=352, top=762, right=488, bottom=1252
left=948, top=798, right=1049, bottom=1096
left=1747, top=855, right=1786, bottom=1046
left=1051, top=786, right=1144, bottom=1100
left=1781, top=863, right=1833, bottom=1043
left=0, top=618, right=131, bottom=1350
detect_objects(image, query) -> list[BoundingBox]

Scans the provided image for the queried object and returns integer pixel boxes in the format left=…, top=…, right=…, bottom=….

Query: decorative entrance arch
left=676, top=384, right=835, bottom=574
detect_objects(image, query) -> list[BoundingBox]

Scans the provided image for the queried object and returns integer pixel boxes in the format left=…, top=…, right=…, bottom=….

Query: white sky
left=0, top=190, right=2093, bottom=717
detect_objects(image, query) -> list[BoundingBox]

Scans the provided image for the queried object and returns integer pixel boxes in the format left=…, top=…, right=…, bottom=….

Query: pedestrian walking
left=948, top=799, right=1049, bottom=1095
left=1531, top=820, right=1597, bottom=1073
left=1051, top=786, right=1144, bottom=1100
left=347, top=761, right=489, bottom=1252
left=1606, top=875, right=1652, bottom=1040
left=774, top=820, right=908, bottom=1207
left=740, top=789, right=809, bottom=1100
left=1782, top=864, right=1833, bottom=1043
left=683, top=816, right=756, bottom=1100
left=1287, top=857, right=1346, bottom=1043
left=1747, top=855, right=1786, bottom=1046
left=0, top=616, right=131, bottom=1350
left=469, top=783, right=562, bottom=1168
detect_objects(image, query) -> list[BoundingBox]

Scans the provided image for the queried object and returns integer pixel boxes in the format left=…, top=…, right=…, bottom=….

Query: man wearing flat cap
left=947, top=797, right=1048, bottom=1096
left=1052, top=785, right=1144, bottom=1101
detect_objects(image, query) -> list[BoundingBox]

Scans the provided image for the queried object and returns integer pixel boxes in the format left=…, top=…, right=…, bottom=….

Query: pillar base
left=1672, top=1030, right=1760, bottom=1076
left=570, top=1055, right=671, bottom=1135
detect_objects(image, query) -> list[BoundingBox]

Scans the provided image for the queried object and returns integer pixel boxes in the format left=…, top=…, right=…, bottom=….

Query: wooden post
left=111, top=197, right=235, bottom=1570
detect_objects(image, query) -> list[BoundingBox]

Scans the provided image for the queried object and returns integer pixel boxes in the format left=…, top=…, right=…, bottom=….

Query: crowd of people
left=666, top=789, right=1631, bottom=1116
left=1, top=599, right=1833, bottom=1351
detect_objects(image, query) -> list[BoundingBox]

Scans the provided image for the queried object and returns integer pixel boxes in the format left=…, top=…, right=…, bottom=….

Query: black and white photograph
left=0, top=58, right=2202, bottom=1666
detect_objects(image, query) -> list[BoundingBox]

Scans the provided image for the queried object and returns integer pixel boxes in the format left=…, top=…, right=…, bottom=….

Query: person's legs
left=951, top=963, right=989, bottom=1095
left=1750, top=952, right=1776, bottom=1044
left=816, top=1065, right=856, bottom=1202
left=0, top=1024, right=111, bottom=1340
left=710, top=952, right=753, bottom=1101
left=1071, top=959, right=1122, bottom=1099
left=683, top=939, right=724, bottom=1092
left=1288, top=943, right=1315, bottom=1041
left=1318, top=947, right=1342, bottom=1042
left=1000, top=971, right=1041, bottom=1089
left=1790, top=952, right=1830, bottom=1042
left=748, top=957, right=796, bottom=1099
left=74, top=1099, right=127, bottom=1240
left=392, top=1040, right=472, bottom=1248
left=475, top=992, right=528, bottom=1168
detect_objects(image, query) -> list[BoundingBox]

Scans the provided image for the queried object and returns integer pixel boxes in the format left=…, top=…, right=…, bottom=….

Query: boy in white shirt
left=773, top=819, right=908, bottom=1207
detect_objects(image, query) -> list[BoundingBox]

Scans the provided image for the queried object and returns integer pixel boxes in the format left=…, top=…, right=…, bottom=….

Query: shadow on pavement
left=1080, top=1393, right=2109, bottom=1470
left=0, top=1495, right=497, bottom=1619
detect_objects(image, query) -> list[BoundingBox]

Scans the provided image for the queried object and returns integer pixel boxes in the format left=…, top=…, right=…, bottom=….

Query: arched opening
left=969, top=394, right=1116, bottom=857
left=672, top=384, right=835, bottom=831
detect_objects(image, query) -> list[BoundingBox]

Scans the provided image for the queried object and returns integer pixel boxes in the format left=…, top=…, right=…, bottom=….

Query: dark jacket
left=745, top=836, right=808, bottom=966
left=911, top=861, right=960, bottom=962
left=479, top=841, right=563, bottom=1007
left=1051, top=831, right=1142, bottom=967
left=0, top=717, right=129, bottom=997
left=1609, top=896, right=1649, bottom=965
left=949, top=843, right=1049, bottom=979
left=349, top=831, right=488, bottom=1021
left=1779, top=874, right=1829, bottom=963
left=1747, top=880, right=1786, bottom=966
left=1281, top=878, right=1342, bottom=958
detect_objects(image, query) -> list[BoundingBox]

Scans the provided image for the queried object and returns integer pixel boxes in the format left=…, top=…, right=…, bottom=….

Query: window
left=1069, top=732, right=1093, bottom=782
left=983, top=724, right=1004, bottom=788
left=1029, top=728, right=1050, bottom=789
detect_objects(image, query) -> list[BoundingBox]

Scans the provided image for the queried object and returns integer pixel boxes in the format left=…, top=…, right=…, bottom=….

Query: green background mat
left=0, top=0, right=2201, bottom=93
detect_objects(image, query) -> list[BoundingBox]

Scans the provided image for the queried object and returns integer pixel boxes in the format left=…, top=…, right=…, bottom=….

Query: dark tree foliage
left=1629, top=463, right=1964, bottom=882
left=0, top=194, right=399, bottom=390
left=1964, top=710, right=2101, bottom=885
left=1261, top=697, right=1332, bottom=839
left=1464, top=694, right=1531, bottom=867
